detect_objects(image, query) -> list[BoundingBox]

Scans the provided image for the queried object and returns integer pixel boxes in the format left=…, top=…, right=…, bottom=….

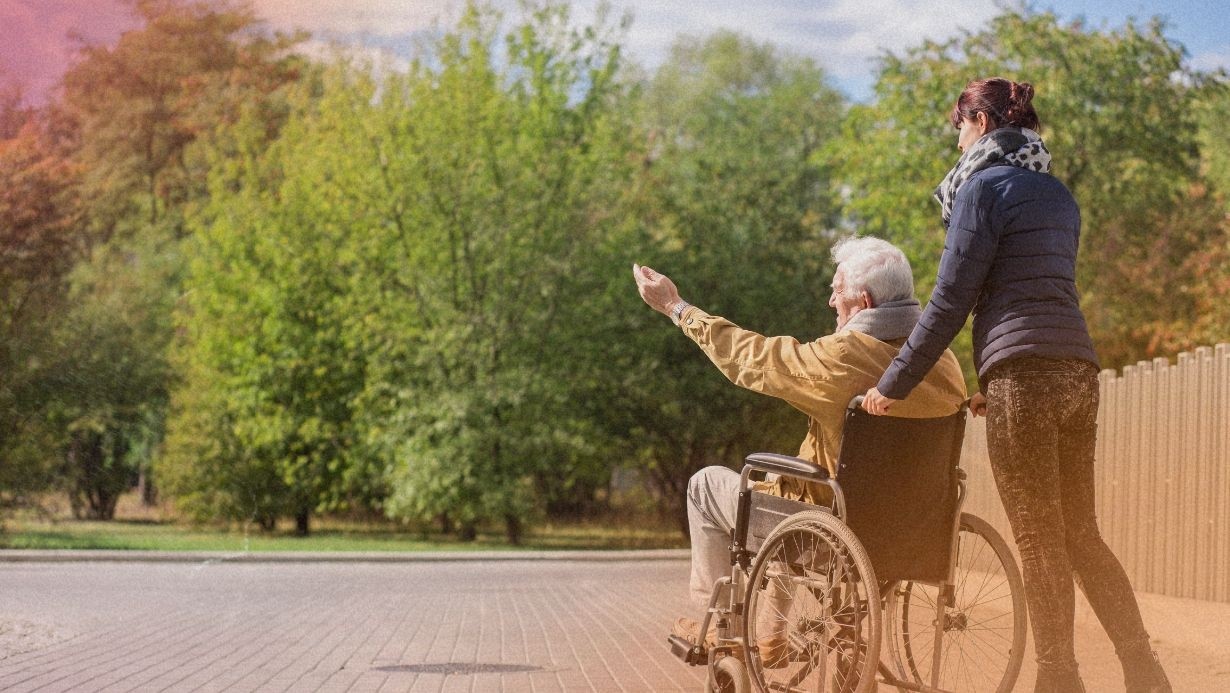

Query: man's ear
left=860, top=291, right=876, bottom=309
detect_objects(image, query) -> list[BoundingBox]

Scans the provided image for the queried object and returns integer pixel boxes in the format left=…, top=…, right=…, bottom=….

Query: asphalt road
left=1, top=555, right=1227, bottom=691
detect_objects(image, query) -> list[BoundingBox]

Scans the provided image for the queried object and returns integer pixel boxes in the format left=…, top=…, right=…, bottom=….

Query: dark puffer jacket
left=877, top=163, right=1098, bottom=400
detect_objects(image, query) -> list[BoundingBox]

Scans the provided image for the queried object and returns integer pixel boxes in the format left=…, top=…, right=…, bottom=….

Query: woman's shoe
left=1033, top=664, right=1086, bottom=693
left=1124, top=649, right=1172, bottom=693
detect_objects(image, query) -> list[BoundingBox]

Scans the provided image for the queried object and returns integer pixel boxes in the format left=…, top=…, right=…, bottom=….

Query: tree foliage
left=0, top=0, right=306, bottom=520
left=0, top=109, right=81, bottom=511
left=5, top=2, right=1226, bottom=539
left=372, top=4, right=637, bottom=543
left=166, top=2, right=637, bottom=540
left=830, top=9, right=1226, bottom=373
left=594, top=31, right=846, bottom=532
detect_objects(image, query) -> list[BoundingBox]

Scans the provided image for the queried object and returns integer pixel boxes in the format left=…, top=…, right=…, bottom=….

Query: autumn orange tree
left=0, top=0, right=306, bottom=520
left=0, top=94, right=82, bottom=515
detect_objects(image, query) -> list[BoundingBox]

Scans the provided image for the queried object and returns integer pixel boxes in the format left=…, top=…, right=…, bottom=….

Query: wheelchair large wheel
left=883, top=512, right=1027, bottom=693
left=744, top=510, right=880, bottom=693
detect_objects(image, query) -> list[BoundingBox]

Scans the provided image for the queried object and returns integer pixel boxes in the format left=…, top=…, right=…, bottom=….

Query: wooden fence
left=958, top=343, right=1230, bottom=603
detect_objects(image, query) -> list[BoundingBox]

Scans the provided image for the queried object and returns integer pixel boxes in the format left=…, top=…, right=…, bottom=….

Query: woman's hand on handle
left=969, top=392, right=987, bottom=418
left=860, top=387, right=898, bottom=416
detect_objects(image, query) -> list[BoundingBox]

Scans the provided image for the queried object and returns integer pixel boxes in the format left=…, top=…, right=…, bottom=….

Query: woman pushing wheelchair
left=861, top=77, right=1170, bottom=693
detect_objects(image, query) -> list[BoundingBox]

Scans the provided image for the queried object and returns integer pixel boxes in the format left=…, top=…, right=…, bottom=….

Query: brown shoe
left=675, top=617, right=791, bottom=669
left=673, top=617, right=717, bottom=648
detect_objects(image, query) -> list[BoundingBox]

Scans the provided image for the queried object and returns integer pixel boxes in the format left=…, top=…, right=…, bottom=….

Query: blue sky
left=253, top=0, right=1230, bottom=102
left=2, top=0, right=1228, bottom=104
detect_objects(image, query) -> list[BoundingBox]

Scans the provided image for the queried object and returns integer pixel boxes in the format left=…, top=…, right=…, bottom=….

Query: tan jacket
left=679, top=307, right=967, bottom=503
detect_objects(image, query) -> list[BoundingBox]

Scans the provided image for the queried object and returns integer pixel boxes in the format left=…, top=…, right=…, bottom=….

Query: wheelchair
left=668, top=397, right=1027, bottom=693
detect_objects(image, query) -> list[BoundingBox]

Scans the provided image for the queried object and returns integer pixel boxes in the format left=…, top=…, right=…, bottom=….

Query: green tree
left=1198, top=83, right=1230, bottom=202
left=164, top=74, right=368, bottom=534
left=830, top=9, right=1224, bottom=373
left=157, top=51, right=342, bottom=531
left=578, top=31, right=846, bottom=534
left=49, top=229, right=175, bottom=519
left=367, top=2, right=636, bottom=543
left=167, top=2, right=635, bottom=541
left=1181, top=82, right=1230, bottom=349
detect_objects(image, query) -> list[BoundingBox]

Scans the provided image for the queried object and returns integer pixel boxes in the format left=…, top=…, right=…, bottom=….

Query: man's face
left=829, top=265, right=865, bottom=331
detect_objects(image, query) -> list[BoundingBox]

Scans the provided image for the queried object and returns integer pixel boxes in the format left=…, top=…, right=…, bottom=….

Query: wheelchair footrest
left=667, top=634, right=706, bottom=666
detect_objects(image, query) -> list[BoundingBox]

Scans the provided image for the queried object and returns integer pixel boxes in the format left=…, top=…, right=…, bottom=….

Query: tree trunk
left=458, top=522, right=477, bottom=542
left=504, top=513, right=523, bottom=546
left=67, top=429, right=124, bottom=521
left=294, top=508, right=310, bottom=536
left=138, top=469, right=158, bottom=506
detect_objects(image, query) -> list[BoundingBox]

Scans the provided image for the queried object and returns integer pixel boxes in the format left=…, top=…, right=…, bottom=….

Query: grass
left=0, top=493, right=687, bottom=553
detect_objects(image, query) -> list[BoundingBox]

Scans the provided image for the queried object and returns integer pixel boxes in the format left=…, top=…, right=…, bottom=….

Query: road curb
left=0, top=548, right=690, bottom=564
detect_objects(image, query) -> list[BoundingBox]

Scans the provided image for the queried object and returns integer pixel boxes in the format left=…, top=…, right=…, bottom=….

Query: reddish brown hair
left=948, top=78, right=1041, bottom=132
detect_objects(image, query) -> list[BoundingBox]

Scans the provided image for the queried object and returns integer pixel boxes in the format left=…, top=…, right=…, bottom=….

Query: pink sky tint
left=0, top=0, right=138, bottom=104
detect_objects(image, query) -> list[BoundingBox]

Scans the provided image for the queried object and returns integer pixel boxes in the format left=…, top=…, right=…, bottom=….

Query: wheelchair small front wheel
left=883, top=512, right=1027, bottom=693
left=744, top=510, right=881, bottom=693
left=708, top=655, right=749, bottom=693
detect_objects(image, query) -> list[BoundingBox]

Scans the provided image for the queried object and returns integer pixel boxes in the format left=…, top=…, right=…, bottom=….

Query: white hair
left=831, top=236, right=914, bottom=304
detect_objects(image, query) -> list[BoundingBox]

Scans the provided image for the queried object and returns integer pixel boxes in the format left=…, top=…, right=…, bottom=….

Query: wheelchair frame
left=669, top=399, right=1027, bottom=693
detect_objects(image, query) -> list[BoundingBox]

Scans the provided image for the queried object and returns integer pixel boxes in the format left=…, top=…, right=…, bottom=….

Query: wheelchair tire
left=743, top=510, right=880, bottom=693
left=708, top=655, right=750, bottom=693
left=883, top=512, right=1027, bottom=693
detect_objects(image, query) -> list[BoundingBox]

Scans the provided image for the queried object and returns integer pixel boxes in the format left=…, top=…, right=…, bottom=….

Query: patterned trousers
left=985, top=356, right=1163, bottom=692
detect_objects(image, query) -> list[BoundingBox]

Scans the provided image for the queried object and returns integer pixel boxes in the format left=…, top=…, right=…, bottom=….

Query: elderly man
left=633, top=236, right=967, bottom=645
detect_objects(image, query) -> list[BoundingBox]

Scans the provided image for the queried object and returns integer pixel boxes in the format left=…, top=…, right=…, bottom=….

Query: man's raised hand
left=633, top=263, right=683, bottom=317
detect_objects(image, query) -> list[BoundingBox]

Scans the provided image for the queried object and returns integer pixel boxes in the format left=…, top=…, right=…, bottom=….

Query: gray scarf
left=839, top=298, right=922, bottom=342
left=934, top=126, right=1051, bottom=224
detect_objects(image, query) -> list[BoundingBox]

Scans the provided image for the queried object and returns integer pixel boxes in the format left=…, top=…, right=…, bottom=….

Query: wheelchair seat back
left=836, top=405, right=966, bottom=583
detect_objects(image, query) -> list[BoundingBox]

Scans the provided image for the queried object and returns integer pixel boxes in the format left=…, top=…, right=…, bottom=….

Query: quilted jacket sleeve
left=877, top=173, right=999, bottom=399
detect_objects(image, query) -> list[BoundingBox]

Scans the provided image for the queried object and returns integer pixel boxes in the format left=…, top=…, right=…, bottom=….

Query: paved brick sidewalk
left=0, top=558, right=706, bottom=692
left=2, top=556, right=1228, bottom=691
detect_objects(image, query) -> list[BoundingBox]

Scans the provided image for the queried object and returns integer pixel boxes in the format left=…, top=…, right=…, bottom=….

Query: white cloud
left=1190, top=48, right=1230, bottom=73
left=254, top=0, right=500, bottom=35
left=256, top=0, right=998, bottom=72
left=293, top=38, right=412, bottom=74
left=574, top=0, right=999, bottom=79
left=253, top=0, right=1002, bottom=100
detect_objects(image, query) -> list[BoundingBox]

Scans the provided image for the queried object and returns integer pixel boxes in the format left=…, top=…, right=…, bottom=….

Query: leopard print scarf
left=934, top=127, right=1051, bottom=224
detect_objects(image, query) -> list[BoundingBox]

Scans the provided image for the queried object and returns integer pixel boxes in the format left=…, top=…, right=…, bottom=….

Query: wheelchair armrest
left=743, top=453, right=830, bottom=482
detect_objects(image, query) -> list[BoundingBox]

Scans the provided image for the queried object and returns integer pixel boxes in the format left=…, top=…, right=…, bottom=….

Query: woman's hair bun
left=1004, top=81, right=1038, bottom=130
left=951, top=77, right=1041, bottom=132
left=1009, top=81, right=1035, bottom=107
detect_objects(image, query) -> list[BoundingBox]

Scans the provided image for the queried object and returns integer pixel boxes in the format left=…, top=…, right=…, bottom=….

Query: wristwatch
left=670, top=301, right=691, bottom=326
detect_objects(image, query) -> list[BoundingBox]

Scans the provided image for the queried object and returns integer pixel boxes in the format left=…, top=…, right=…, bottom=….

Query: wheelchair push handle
left=848, top=394, right=972, bottom=414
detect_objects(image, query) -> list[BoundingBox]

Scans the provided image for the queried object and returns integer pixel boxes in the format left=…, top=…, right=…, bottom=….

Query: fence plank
left=1218, top=344, right=1230, bottom=602
left=960, top=344, right=1230, bottom=602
